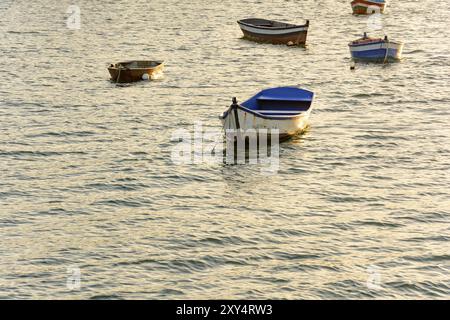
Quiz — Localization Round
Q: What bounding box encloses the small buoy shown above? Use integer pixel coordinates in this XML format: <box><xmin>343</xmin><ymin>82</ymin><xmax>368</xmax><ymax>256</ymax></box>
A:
<box><xmin>287</xmin><ymin>41</ymin><xmax>294</xmax><ymax>46</ymax></box>
<box><xmin>350</xmin><ymin>61</ymin><xmax>356</xmax><ymax>70</ymax></box>
<box><xmin>142</xmin><ymin>73</ymin><xmax>150</xmax><ymax>80</ymax></box>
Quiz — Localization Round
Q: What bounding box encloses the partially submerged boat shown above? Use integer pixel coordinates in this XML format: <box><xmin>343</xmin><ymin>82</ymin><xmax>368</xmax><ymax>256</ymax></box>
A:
<box><xmin>349</xmin><ymin>33</ymin><xmax>403</xmax><ymax>62</ymax></box>
<box><xmin>108</xmin><ymin>60</ymin><xmax>164</xmax><ymax>83</ymax></box>
<box><xmin>237</xmin><ymin>18</ymin><xmax>309</xmax><ymax>46</ymax></box>
<box><xmin>351</xmin><ymin>0</ymin><xmax>386</xmax><ymax>15</ymax></box>
<box><xmin>219</xmin><ymin>86</ymin><xmax>314</xmax><ymax>142</ymax></box>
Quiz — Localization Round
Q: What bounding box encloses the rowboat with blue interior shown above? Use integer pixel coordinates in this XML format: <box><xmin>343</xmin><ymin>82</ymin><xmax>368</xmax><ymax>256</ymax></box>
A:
<box><xmin>219</xmin><ymin>86</ymin><xmax>314</xmax><ymax>142</ymax></box>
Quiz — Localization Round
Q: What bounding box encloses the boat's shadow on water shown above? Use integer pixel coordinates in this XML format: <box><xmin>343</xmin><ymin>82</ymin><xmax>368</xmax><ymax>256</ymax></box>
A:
<box><xmin>346</xmin><ymin>58</ymin><xmax>406</xmax><ymax>71</ymax></box>
<box><xmin>216</xmin><ymin>127</ymin><xmax>310</xmax><ymax>167</ymax></box>
<box><xmin>347</xmin><ymin>55</ymin><xmax>406</xmax><ymax>65</ymax></box>
<box><xmin>354</xmin><ymin>58</ymin><xmax>405</xmax><ymax>65</ymax></box>
<box><xmin>239</xmin><ymin>37</ymin><xmax>308</xmax><ymax>49</ymax></box>
<box><xmin>106</xmin><ymin>79</ymin><xmax>164</xmax><ymax>88</ymax></box>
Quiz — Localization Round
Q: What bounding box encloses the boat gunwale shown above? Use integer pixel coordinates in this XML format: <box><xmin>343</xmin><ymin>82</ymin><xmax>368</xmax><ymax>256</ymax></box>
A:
<box><xmin>108</xmin><ymin>60</ymin><xmax>164</xmax><ymax>71</ymax></box>
<box><xmin>237</xmin><ymin>18</ymin><xmax>309</xmax><ymax>31</ymax></box>
<box><xmin>348</xmin><ymin>39</ymin><xmax>403</xmax><ymax>47</ymax></box>
<box><xmin>220</xmin><ymin>103</ymin><xmax>311</xmax><ymax>121</ymax></box>
<box><xmin>350</xmin><ymin>0</ymin><xmax>386</xmax><ymax>6</ymax></box>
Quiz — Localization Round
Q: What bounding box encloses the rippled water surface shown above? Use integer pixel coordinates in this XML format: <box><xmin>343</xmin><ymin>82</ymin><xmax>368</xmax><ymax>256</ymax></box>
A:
<box><xmin>0</xmin><ymin>0</ymin><xmax>449</xmax><ymax>299</ymax></box>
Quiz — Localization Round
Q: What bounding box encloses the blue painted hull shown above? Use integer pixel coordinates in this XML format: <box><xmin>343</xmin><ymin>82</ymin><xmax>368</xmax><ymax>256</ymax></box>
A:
<box><xmin>349</xmin><ymin>39</ymin><xmax>404</xmax><ymax>62</ymax></box>
<box><xmin>351</xmin><ymin>48</ymin><xmax>399</xmax><ymax>61</ymax></box>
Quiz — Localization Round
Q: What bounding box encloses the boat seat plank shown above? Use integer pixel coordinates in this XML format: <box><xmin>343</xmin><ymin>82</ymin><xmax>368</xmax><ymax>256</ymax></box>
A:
<box><xmin>257</xmin><ymin>96</ymin><xmax>312</xmax><ymax>102</ymax></box>
<box><xmin>256</xmin><ymin>98</ymin><xmax>312</xmax><ymax>112</ymax></box>
<box><xmin>257</xmin><ymin>110</ymin><xmax>304</xmax><ymax>117</ymax></box>
<box><xmin>258</xmin><ymin>110</ymin><xmax>303</xmax><ymax>114</ymax></box>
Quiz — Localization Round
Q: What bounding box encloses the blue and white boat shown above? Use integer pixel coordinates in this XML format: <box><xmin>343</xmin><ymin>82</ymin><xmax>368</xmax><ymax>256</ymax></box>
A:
<box><xmin>219</xmin><ymin>86</ymin><xmax>314</xmax><ymax>141</ymax></box>
<box><xmin>349</xmin><ymin>33</ymin><xmax>404</xmax><ymax>62</ymax></box>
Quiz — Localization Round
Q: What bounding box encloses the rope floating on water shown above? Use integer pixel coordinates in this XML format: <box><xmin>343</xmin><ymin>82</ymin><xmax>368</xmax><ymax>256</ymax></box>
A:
<box><xmin>116</xmin><ymin>65</ymin><xmax>122</xmax><ymax>84</ymax></box>
<box><xmin>383</xmin><ymin>35</ymin><xmax>389</xmax><ymax>64</ymax></box>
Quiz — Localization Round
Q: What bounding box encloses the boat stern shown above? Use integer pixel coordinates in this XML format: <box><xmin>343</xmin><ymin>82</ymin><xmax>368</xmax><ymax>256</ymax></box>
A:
<box><xmin>349</xmin><ymin>40</ymin><xmax>404</xmax><ymax>62</ymax></box>
<box><xmin>351</xmin><ymin>0</ymin><xmax>386</xmax><ymax>15</ymax></box>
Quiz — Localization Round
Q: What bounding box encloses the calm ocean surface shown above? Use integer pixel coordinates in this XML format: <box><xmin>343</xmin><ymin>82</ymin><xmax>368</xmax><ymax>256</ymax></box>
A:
<box><xmin>0</xmin><ymin>0</ymin><xmax>449</xmax><ymax>299</ymax></box>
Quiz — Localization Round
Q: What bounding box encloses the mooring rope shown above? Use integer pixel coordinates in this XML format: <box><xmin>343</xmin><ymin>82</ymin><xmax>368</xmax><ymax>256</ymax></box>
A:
<box><xmin>383</xmin><ymin>38</ymin><xmax>389</xmax><ymax>64</ymax></box>
<box><xmin>116</xmin><ymin>65</ymin><xmax>122</xmax><ymax>84</ymax></box>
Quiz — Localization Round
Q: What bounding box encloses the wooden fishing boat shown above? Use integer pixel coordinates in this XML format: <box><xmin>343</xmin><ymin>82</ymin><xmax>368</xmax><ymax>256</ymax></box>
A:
<box><xmin>349</xmin><ymin>33</ymin><xmax>404</xmax><ymax>62</ymax></box>
<box><xmin>108</xmin><ymin>60</ymin><xmax>164</xmax><ymax>83</ymax></box>
<box><xmin>351</xmin><ymin>0</ymin><xmax>386</xmax><ymax>15</ymax></box>
<box><xmin>219</xmin><ymin>87</ymin><xmax>314</xmax><ymax>142</ymax></box>
<box><xmin>237</xmin><ymin>18</ymin><xmax>309</xmax><ymax>46</ymax></box>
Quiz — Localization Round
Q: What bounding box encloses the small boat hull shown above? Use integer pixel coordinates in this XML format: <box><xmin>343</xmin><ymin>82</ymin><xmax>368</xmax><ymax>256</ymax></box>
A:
<box><xmin>108</xmin><ymin>60</ymin><xmax>164</xmax><ymax>83</ymax></box>
<box><xmin>349</xmin><ymin>40</ymin><xmax>403</xmax><ymax>62</ymax></box>
<box><xmin>351</xmin><ymin>0</ymin><xmax>386</xmax><ymax>15</ymax></box>
<box><xmin>238</xmin><ymin>18</ymin><xmax>309</xmax><ymax>46</ymax></box>
<box><xmin>219</xmin><ymin>87</ymin><xmax>314</xmax><ymax>142</ymax></box>
<box><xmin>220</xmin><ymin>107</ymin><xmax>311</xmax><ymax>142</ymax></box>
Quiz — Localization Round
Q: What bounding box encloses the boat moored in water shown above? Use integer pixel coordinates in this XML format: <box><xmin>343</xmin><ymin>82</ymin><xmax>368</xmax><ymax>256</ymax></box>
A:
<box><xmin>237</xmin><ymin>18</ymin><xmax>310</xmax><ymax>46</ymax></box>
<box><xmin>351</xmin><ymin>0</ymin><xmax>386</xmax><ymax>15</ymax></box>
<box><xmin>108</xmin><ymin>60</ymin><xmax>164</xmax><ymax>83</ymax></box>
<box><xmin>349</xmin><ymin>33</ymin><xmax>404</xmax><ymax>62</ymax></box>
<box><xmin>219</xmin><ymin>86</ymin><xmax>314</xmax><ymax>142</ymax></box>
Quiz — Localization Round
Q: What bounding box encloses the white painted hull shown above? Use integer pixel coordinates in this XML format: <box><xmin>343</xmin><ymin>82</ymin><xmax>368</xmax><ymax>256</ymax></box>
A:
<box><xmin>220</xmin><ymin>106</ymin><xmax>311</xmax><ymax>140</ymax></box>
<box><xmin>238</xmin><ymin>23</ymin><xmax>308</xmax><ymax>36</ymax></box>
